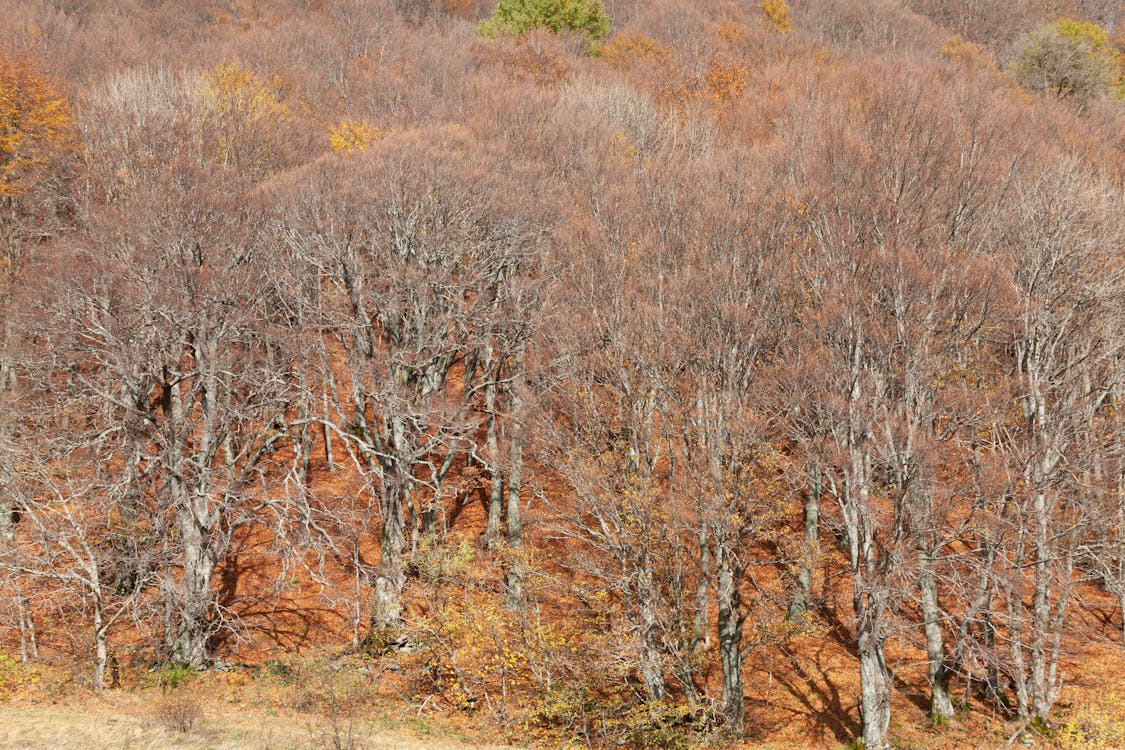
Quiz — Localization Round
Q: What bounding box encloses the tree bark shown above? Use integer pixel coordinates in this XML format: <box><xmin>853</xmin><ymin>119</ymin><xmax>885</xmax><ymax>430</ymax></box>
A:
<box><xmin>94</xmin><ymin>602</ymin><xmax>108</xmax><ymax>690</ymax></box>
<box><xmin>790</xmin><ymin>465</ymin><xmax>821</xmax><ymax>622</ymax></box>
<box><xmin>637</xmin><ymin>564</ymin><xmax>666</xmax><ymax>703</ymax></box>
<box><xmin>504</xmin><ymin>358</ymin><xmax>524</xmax><ymax>609</ymax></box>
<box><xmin>15</xmin><ymin>581</ymin><xmax>37</xmax><ymax>662</ymax></box>
<box><xmin>715</xmin><ymin>532</ymin><xmax>745</xmax><ymax>732</ymax></box>
<box><xmin>856</xmin><ymin>589</ymin><xmax>892</xmax><ymax>750</ymax></box>
<box><xmin>484</xmin><ymin>356</ymin><xmax>503</xmax><ymax>551</ymax></box>
<box><xmin>918</xmin><ymin>544</ymin><xmax>954</xmax><ymax>718</ymax></box>
<box><xmin>172</xmin><ymin>499</ymin><xmax>217</xmax><ymax>669</ymax></box>
<box><xmin>370</xmin><ymin>479</ymin><xmax>407</xmax><ymax>640</ymax></box>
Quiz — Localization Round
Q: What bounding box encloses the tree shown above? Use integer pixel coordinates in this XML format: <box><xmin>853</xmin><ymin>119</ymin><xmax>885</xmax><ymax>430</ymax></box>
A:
<box><xmin>278</xmin><ymin>141</ymin><xmax>543</xmax><ymax>645</ymax></box>
<box><xmin>0</xmin><ymin>56</ymin><xmax>81</xmax><ymax>651</ymax></box>
<box><xmin>531</xmin><ymin>178</ymin><xmax>690</xmax><ymax>705</ymax></box>
<box><xmin>778</xmin><ymin>63</ymin><xmax>1019</xmax><ymax>745</ymax></box>
<box><xmin>478</xmin><ymin>0</ymin><xmax>611</xmax><ymax>48</ymax></box>
<box><xmin>43</xmin><ymin>164</ymin><xmax>307</xmax><ymax>669</ymax></box>
<box><xmin>1011</xmin><ymin>18</ymin><xmax>1123</xmax><ymax>103</ymax></box>
<box><xmin>0</xmin><ymin>55</ymin><xmax>78</xmax><ymax>206</ymax></box>
<box><xmin>0</xmin><ymin>427</ymin><xmax>160</xmax><ymax>688</ymax></box>
<box><xmin>992</xmin><ymin>160</ymin><xmax>1124</xmax><ymax>722</ymax></box>
<box><xmin>0</xmin><ymin>53</ymin><xmax>79</xmax><ymax>497</ymax></box>
<box><xmin>672</xmin><ymin>169</ymin><xmax>794</xmax><ymax>732</ymax></box>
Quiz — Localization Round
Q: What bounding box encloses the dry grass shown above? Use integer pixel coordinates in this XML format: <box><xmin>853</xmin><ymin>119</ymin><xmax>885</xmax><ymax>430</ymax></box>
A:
<box><xmin>0</xmin><ymin>698</ymin><xmax>521</xmax><ymax>750</ymax></box>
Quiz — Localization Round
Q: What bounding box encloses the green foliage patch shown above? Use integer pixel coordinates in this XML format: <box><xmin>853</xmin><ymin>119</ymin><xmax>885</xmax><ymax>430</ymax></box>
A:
<box><xmin>478</xmin><ymin>0</ymin><xmax>611</xmax><ymax>49</ymax></box>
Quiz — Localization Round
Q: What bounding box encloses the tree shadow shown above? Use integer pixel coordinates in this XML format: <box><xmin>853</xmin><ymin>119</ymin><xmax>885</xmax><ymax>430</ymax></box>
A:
<box><xmin>211</xmin><ymin>529</ymin><xmax>342</xmax><ymax>656</ymax></box>
<box><xmin>759</xmin><ymin>642</ymin><xmax>861</xmax><ymax>744</ymax></box>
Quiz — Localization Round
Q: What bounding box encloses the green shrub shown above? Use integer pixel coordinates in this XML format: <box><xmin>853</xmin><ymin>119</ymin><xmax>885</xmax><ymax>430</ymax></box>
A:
<box><xmin>152</xmin><ymin>662</ymin><xmax>196</xmax><ymax>692</ymax></box>
<box><xmin>478</xmin><ymin>0</ymin><xmax>611</xmax><ymax>49</ymax></box>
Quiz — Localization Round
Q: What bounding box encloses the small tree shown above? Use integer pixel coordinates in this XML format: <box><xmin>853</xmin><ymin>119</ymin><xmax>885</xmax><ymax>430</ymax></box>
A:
<box><xmin>478</xmin><ymin>0</ymin><xmax>611</xmax><ymax>48</ymax></box>
<box><xmin>1011</xmin><ymin>18</ymin><xmax>1123</xmax><ymax>102</ymax></box>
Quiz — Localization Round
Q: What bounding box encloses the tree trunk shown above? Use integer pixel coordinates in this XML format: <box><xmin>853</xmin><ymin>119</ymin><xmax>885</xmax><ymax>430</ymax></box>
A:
<box><xmin>0</xmin><ymin>334</ymin><xmax>13</xmax><ymax>542</ymax></box>
<box><xmin>790</xmin><ymin>465</ymin><xmax>821</xmax><ymax>622</ymax></box>
<box><xmin>484</xmin><ymin>359</ymin><xmax>503</xmax><ymax>550</ymax></box>
<box><xmin>504</xmin><ymin>361</ymin><xmax>524</xmax><ymax>609</ymax></box>
<box><xmin>94</xmin><ymin>605</ymin><xmax>108</xmax><ymax>691</ymax></box>
<box><xmin>1118</xmin><ymin>591</ymin><xmax>1124</xmax><ymax>649</ymax></box>
<box><xmin>172</xmin><ymin>502</ymin><xmax>216</xmax><ymax>669</ymax></box>
<box><xmin>919</xmin><ymin>545</ymin><xmax>954</xmax><ymax>719</ymax></box>
<box><xmin>856</xmin><ymin>591</ymin><xmax>892</xmax><ymax>750</ymax></box>
<box><xmin>694</xmin><ymin>521</ymin><xmax>711</xmax><ymax>651</ymax></box>
<box><xmin>637</xmin><ymin>565</ymin><xmax>666</xmax><ymax>703</ymax></box>
<box><xmin>15</xmin><ymin>581</ymin><xmax>37</xmax><ymax>662</ymax></box>
<box><xmin>322</xmin><ymin>386</ymin><xmax>334</xmax><ymax>471</ymax></box>
<box><xmin>370</xmin><ymin>479</ymin><xmax>407</xmax><ymax>640</ymax></box>
<box><xmin>715</xmin><ymin>534</ymin><xmax>745</xmax><ymax>732</ymax></box>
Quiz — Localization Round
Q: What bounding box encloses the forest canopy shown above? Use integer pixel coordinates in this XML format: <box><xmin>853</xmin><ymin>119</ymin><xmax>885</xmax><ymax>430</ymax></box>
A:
<box><xmin>0</xmin><ymin>0</ymin><xmax>1122</xmax><ymax>749</ymax></box>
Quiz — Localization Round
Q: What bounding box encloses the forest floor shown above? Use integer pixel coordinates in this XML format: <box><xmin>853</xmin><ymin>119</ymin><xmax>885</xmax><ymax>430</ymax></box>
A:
<box><xmin>0</xmin><ymin>636</ymin><xmax>1122</xmax><ymax>750</ymax></box>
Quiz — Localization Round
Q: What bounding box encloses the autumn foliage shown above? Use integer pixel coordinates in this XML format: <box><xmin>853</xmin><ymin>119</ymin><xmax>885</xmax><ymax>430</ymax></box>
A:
<box><xmin>0</xmin><ymin>1</ymin><xmax>1123</xmax><ymax>749</ymax></box>
<box><xmin>0</xmin><ymin>56</ymin><xmax>78</xmax><ymax>199</ymax></box>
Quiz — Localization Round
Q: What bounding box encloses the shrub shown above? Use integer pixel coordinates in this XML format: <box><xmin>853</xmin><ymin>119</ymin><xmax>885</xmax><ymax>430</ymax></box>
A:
<box><xmin>760</xmin><ymin>0</ymin><xmax>793</xmax><ymax>34</ymax></box>
<box><xmin>152</xmin><ymin>662</ymin><xmax>196</xmax><ymax>692</ymax></box>
<box><xmin>1011</xmin><ymin>18</ymin><xmax>1123</xmax><ymax>102</ymax></box>
<box><xmin>0</xmin><ymin>56</ymin><xmax>80</xmax><ymax>199</ymax></box>
<box><xmin>328</xmin><ymin>120</ymin><xmax>379</xmax><ymax>154</ymax></box>
<box><xmin>155</xmin><ymin>691</ymin><xmax>203</xmax><ymax>733</ymax></box>
<box><xmin>291</xmin><ymin>651</ymin><xmax>374</xmax><ymax>750</ymax></box>
<box><xmin>478</xmin><ymin>0</ymin><xmax>611</xmax><ymax>49</ymax></box>
<box><xmin>1055</xmin><ymin>693</ymin><xmax>1125</xmax><ymax>750</ymax></box>
<box><xmin>0</xmin><ymin>653</ymin><xmax>73</xmax><ymax>702</ymax></box>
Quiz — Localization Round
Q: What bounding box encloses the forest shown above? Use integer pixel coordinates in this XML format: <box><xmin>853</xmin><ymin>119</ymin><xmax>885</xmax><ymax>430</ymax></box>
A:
<box><xmin>0</xmin><ymin>0</ymin><xmax>1123</xmax><ymax>748</ymax></box>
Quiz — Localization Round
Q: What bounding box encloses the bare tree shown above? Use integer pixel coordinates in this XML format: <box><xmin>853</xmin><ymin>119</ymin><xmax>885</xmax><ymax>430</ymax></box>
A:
<box><xmin>42</xmin><ymin>164</ymin><xmax>306</xmax><ymax>669</ymax></box>
<box><xmin>278</xmin><ymin>144</ymin><xmax>543</xmax><ymax>644</ymax></box>
<box><xmin>0</xmin><ymin>436</ymin><xmax>159</xmax><ymax>687</ymax></box>
<box><xmin>992</xmin><ymin>161</ymin><xmax>1124</xmax><ymax>722</ymax></box>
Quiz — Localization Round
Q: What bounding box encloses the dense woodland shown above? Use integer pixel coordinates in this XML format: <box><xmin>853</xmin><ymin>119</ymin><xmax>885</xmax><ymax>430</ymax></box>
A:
<box><xmin>1</xmin><ymin>0</ymin><xmax>1124</xmax><ymax>747</ymax></box>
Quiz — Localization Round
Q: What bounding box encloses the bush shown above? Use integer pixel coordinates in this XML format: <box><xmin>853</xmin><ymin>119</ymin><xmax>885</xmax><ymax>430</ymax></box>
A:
<box><xmin>155</xmin><ymin>691</ymin><xmax>203</xmax><ymax>733</ymax></box>
<box><xmin>1011</xmin><ymin>18</ymin><xmax>1123</xmax><ymax>103</ymax></box>
<box><xmin>0</xmin><ymin>653</ymin><xmax>73</xmax><ymax>701</ymax></box>
<box><xmin>478</xmin><ymin>0</ymin><xmax>611</xmax><ymax>49</ymax></box>
<box><xmin>291</xmin><ymin>651</ymin><xmax>374</xmax><ymax>750</ymax></box>
<box><xmin>151</xmin><ymin>662</ymin><xmax>197</xmax><ymax>692</ymax></box>
<box><xmin>1055</xmin><ymin>693</ymin><xmax>1125</xmax><ymax>749</ymax></box>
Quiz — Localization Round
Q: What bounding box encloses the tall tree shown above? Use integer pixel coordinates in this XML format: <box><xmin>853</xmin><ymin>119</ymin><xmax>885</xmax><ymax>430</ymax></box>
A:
<box><xmin>279</xmin><ymin>142</ymin><xmax>543</xmax><ymax>644</ymax></box>
<box><xmin>44</xmin><ymin>165</ymin><xmax>305</xmax><ymax>668</ymax></box>
<box><xmin>994</xmin><ymin>161</ymin><xmax>1124</xmax><ymax>721</ymax></box>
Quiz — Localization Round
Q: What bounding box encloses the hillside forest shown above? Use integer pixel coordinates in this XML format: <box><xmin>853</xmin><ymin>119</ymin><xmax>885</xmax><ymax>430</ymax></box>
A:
<box><xmin>1</xmin><ymin>0</ymin><xmax>1124</xmax><ymax>748</ymax></box>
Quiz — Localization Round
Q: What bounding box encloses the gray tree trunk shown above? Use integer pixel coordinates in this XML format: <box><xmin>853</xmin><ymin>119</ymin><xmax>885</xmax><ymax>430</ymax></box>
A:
<box><xmin>484</xmin><ymin>365</ymin><xmax>503</xmax><ymax>550</ymax></box>
<box><xmin>918</xmin><ymin>545</ymin><xmax>953</xmax><ymax>718</ymax></box>
<box><xmin>371</xmin><ymin>479</ymin><xmax>407</xmax><ymax>639</ymax></box>
<box><xmin>0</xmin><ymin>321</ymin><xmax>13</xmax><ymax>542</ymax></box>
<box><xmin>693</xmin><ymin>522</ymin><xmax>711</xmax><ymax>651</ymax></box>
<box><xmin>790</xmin><ymin>465</ymin><xmax>821</xmax><ymax>622</ymax></box>
<box><xmin>856</xmin><ymin>590</ymin><xmax>892</xmax><ymax>750</ymax></box>
<box><xmin>15</xmin><ymin>581</ymin><xmax>37</xmax><ymax>662</ymax></box>
<box><xmin>322</xmin><ymin>386</ymin><xmax>334</xmax><ymax>471</ymax></box>
<box><xmin>715</xmin><ymin>533</ymin><xmax>744</xmax><ymax>732</ymax></box>
<box><xmin>504</xmin><ymin>358</ymin><xmax>524</xmax><ymax>609</ymax></box>
<box><xmin>172</xmin><ymin>500</ymin><xmax>217</xmax><ymax>669</ymax></box>
<box><xmin>637</xmin><ymin>564</ymin><xmax>666</xmax><ymax>703</ymax></box>
<box><xmin>94</xmin><ymin>603</ymin><xmax>108</xmax><ymax>690</ymax></box>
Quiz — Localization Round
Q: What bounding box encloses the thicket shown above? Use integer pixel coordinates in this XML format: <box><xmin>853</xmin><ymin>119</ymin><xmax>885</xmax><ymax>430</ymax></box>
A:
<box><xmin>478</xmin><ymin>0</ymin><xmax>612</xmax><ymax>47</ymax></box>
<box><xmin>1012</xmin><ymin>17</ymin><xmax>1124</xmax><ymax>101</ymax></box>
<box><xmin>0</xmin><ymin>0</ymin><xmax>1123</xmax><ymax>749</ymax></box>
